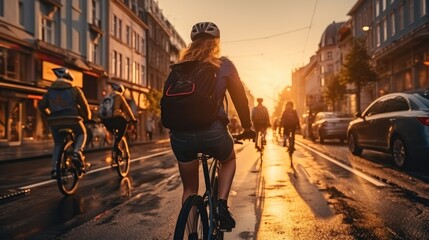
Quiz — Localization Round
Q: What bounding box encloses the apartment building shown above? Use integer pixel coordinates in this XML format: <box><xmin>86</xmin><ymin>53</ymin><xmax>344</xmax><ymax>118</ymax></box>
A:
<box><xmin>349</xmin><ymin>0</ymin><xmax>429</xmax><ymax>100</ymax></box>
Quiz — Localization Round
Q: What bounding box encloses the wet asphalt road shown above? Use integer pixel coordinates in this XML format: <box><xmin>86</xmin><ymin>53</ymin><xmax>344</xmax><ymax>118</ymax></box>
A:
<box><xmin>0</xmin><ymin>135</ymin><xmax>428</xmax><ymax>239</ymax></box>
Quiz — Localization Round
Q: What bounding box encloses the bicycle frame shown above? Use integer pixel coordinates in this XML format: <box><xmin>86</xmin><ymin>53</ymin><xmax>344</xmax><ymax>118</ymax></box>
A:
<box><xmin>200</xmin><ymin>154</ymin><xmax>219</xmax><ymax>239</ymax></box>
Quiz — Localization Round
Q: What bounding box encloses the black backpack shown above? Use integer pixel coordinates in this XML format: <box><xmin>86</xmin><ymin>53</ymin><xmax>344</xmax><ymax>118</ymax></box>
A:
<box><xmin>160</xmin><ymin>60</ymin><xmax>220</xmax><ymax>130</ymax></box>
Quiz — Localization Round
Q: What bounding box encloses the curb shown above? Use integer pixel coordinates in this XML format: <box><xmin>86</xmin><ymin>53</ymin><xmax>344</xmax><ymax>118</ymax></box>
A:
<box><xmin>0</xmin><ymin>139</ymin><xmax>169</xmax><ymax>164</ymax></box>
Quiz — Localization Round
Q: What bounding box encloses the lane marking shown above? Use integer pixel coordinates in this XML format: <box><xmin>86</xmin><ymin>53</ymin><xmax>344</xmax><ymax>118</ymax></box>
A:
<box><xmin>296</xmin><ymin>142</ymin><xmax>387</xmax><ymax>187</ymax></box>
<box><xmin>19</xmin><ymin>150</ymin><xmax>172</xmax><ymax>190</ymax></box>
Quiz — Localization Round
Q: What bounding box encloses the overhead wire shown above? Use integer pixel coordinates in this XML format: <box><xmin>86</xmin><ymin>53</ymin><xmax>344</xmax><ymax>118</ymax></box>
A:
<box><xmin>222</xmin><ymin>26</ymin><xmax>310</xmax><ymax>44</ymax></box>
<box><xmin>302</xmin><ymin>0</ymin><xmax>319</xmax><ymax>54</ymax></box>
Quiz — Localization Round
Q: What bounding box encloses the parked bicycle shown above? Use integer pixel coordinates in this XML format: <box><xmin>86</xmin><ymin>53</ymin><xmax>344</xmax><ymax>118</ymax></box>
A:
<box><xmin>47</xmin><ymin>116</ymin><xmax>90</xmax><ymax>196</ymax></box>
<box><xmin>173</xmin><ymin>135</ymin><xmax>244</xmax><ymax>240</ymax></box>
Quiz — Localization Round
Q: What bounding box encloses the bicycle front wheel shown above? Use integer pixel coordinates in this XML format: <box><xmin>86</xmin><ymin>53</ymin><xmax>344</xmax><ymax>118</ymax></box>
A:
<box><xmin>56</xmin><ymin>141</ymin><xmax>79</xmax><ymax>196</ymax></box>
<box><xmin>115</xmin><ymin>139</ymin><xmax>130</xmax><ymax>178</ymax></box>
<box><xmin>174</xmin><ymin>195</ymin><xmax>209</xmax><ymax>240</ymax></box>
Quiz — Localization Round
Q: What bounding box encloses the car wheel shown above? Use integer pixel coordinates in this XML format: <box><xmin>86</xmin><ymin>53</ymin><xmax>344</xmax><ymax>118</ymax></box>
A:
<box><xmin>319</xmin><ymin>130</ymin><xmax>324</xmax><ymax>144</ymax></box>
<box><xmin>392</xmin><ymin>137</ymin><xmax>409</xmax><ymax>169</ymax></box>
<box><xmin>348</xmin><ymin>133</ymin><xmax>362</xmax><ymax>156</ymax></box>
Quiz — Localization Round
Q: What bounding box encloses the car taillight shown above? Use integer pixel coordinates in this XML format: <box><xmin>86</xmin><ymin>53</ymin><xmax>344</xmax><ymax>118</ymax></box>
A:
<box><xmin>417</xmin><ymin>117</ymin><xmax>429</xmax><ymax>126</ymax></box>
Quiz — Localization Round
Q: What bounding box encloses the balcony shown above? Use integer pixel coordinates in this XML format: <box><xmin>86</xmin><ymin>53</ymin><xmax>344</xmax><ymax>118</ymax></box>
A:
<box><xmin>40</xmin><ymin>0</ymin><xmax>62</xmax><ymax>7</ymax></box>
<box><xmin>89</xmin><ymin>18</ymin><xmax>103</xmax><ymax>35</ymax></box>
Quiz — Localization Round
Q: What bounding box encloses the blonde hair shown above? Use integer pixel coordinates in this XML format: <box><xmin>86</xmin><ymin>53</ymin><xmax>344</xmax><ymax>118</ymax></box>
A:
<box><xmin>179</xmin><ymin>38</ymin><xmax>221</xmax><ymax>67</ymax></box>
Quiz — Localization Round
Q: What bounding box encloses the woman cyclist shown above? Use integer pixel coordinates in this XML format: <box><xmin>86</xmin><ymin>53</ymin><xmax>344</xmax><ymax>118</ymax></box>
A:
<box><xmin>167</xmin><ymin>22</ymin><xmax>255</xmax><ymax>231</ymax></box>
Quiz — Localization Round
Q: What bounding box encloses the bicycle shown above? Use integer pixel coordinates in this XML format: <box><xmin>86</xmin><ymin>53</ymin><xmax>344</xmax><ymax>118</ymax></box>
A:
<box><xmin>110</xmin><ymin>121</ymin><xmax>136</xmax><ymax>178</ymax></box>
<box><xmin>284</xmin><ymin>130</ymin><xmax>295</xmax><ymax>167</ymax></box>
<box><xmin>47</xmin><ymin>116</ymin><xmax>89</xmax><ymax>196</ymax></box>
<box><xmin>255</xmin><ymin>130</ymin><xmax>265</xmax><ymax>159</ymax></box>
<box><xmin>173</xmin><ymin>136</ymin><xmax>244</xmax><ymax>240</ymax></box>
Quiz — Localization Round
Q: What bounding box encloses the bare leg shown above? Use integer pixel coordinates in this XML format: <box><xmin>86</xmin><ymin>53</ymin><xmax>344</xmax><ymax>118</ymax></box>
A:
<box><xmin>217</xmin><ymin>150</ymin><xmax>236</xmax><ymax>200</ymax></box>
<box><xmin>178</xmin><ymin>160</ymin><xmax>200</xmax><ymax>203</ymax></box>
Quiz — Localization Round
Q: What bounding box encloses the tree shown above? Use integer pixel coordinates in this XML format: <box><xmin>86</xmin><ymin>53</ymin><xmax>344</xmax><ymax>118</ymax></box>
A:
<box><xmin>339</xmin><ymin>38</ymin><xmax>377</xmax><ymax>112</ymax></box>
<box><xmin>272</xmin><ymin>86</ymin><xmax>292</xmax><ymax>121</ymax></box>
<box><xmin>147</xmin><ymin>88</ymin><xmax>162</xmax><ymax>116</ymax></box>
<box><xmin>323</xmin><ymin>74</ymin><xmax>346</xmax><ymax>111</ymax></box>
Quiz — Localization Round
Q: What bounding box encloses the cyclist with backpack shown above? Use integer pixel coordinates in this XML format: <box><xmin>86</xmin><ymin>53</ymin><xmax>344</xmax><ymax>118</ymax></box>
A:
<box><xmin>161</xmin><ymin>21</ymin><xmax>255</xmax><ymax>232</ymax></box>
<box><xmin>38</xmin><ymin>68</ymin><xmax>91</xmax><ymax>178</ymax></box>
<box><xmin>281</xmin><ymin>101</ymin><xmax>300</xmax><ymax>150</ymax></box>
<box><xmin>99</xmin><ymin>82</ymin><xmax>137</xmax><ymax>166</ymax></box>
<box><xmin>251</xmin><ymin>98</ymin><xmax>271</xmax><ymax>146</ymax></box>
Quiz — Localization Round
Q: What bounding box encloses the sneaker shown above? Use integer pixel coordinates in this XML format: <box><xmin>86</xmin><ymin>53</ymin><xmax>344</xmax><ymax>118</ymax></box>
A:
<box><xmin>73</xmin><ymin>151</ymin><xmax>86</xmax><ymax>172</ymax></box>
<box><xmin>50</xmin><ymin>170</ymin><xmax>57</xmax><ymax>179</ymax></box>
<box><xmin>216</xmin><ymin>199</ymin><xmax>235</xmax><ymax>231</ymax></box>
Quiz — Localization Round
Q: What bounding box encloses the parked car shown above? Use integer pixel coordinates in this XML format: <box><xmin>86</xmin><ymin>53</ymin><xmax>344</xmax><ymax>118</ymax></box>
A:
<box><xmin>347</xmin><ymin>90</ymin><xmax>429</xmax><ymax>168</ymax></box>
<box><xmin>311</xmin><ymin>112</ymin><xmax>353</xmax><ymax>143</ymax></box>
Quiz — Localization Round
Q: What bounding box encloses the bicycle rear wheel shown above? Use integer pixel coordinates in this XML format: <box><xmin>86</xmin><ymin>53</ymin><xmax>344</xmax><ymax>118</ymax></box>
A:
<box><xmin>56</xmin><ymin>141</ymin><xmax>79</xmax><ymax>196</ymax></box>
<box><xmin>115</xmin><ymin>139</ymin><xmax>130</xmax><ymax>178</ymax></box>
<box><xmin>174</xmin><ymin>195</ymin><xmax>209</xmax><ymax>240</ymax></box>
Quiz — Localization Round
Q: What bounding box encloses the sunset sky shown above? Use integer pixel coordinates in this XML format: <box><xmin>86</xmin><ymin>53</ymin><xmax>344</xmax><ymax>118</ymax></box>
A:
<box><xmin>158</xmin><ymin>0</ymin><xmax>358</xmax><ymax>113</ymax></box>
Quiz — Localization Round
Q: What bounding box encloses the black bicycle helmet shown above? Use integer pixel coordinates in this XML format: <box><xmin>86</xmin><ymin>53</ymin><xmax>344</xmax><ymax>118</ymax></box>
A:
<box><xmin>190</xmin><ymin>22</ymin><xmax>220</xmax><ymax>41</ymax></box>
<box><xmin>52</xmin><ymin>67</ymin><xmax>74</xmax><ymax>81</ymax></box>
<box><xmin>111</xmin><ymin>82</ymin><xmax>125</xmax><ymax>94</ymax></box>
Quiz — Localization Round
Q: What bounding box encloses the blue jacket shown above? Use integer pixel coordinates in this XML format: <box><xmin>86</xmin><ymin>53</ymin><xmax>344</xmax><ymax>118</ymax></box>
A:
<box><xmin>215</xmin><ymin>57</ymin><xmax>252</xmax><ymax>129</ymax></box>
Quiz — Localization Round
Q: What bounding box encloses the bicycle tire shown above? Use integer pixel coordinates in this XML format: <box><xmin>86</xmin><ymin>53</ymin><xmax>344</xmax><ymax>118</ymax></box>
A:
<box><xmin>115</xmin><ymin>139</ymin><xmax>130</xmax><ymax>178</ymax></box>
<box><xmin>174</xmin><ymin>195</ymin><xmax>209</xmax><ymax>240</ymax></box>
<box><xmin>56</xmin><ymin>141</ymin><xmax>79</xmax><ymax>196</ymax></box>
<box><xmin>211</xmin><ymin>176</ymin><xmax>224</xmax><ymax>240</ymax></box>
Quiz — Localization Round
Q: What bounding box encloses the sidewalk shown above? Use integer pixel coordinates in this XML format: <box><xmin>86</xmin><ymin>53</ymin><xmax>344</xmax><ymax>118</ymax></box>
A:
<box><xmin>0</xmin><ymin>133</ymin><xmax>169</xmax><ymax>163</ymax></box>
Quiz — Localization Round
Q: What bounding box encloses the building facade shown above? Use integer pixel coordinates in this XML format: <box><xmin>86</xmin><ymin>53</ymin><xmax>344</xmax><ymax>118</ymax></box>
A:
<box><xmin>0</xmin><ymin>0</ymin><xmax>185</xmax><ymax>146</ymax></box>
<box><xmin>0</xmin><ymin>0</ymin><xmax>110</xmax><ymax>146</ymax></box>
<box><xmin>348</xmin><ymin>0</ymin><xmax>429</xmax><ymax>109</ymax></box>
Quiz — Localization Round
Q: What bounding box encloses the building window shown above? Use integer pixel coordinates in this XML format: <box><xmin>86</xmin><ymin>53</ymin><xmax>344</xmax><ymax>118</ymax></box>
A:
<box><xmin>141</xmin><ymin>65</ymin><xmax>146</xmax><ymax>86</ymax></box>
<box><xmin>118</xmin><ymin>19</ymin><xmax>122</xmax><ymax>41</ymax></box>
<box><xmin>91</xmin><ymin>0</ymin><xmax>100</xmax><ymax>27</ymax></box>
<box><xmin>112</xmin><ymin>51</ymin><xmax>117</xmax><ymax>76</ymax></box>
<box><xmin>118</xmin><ymin>53</ymin><xmax>122</xmax><ymax>78</ymax></box>
<box><xmin>409</xmin><ymin>0</ymin><xmax>415</xmax><ymax>24</ymax></box>
<box><xmin>0</xmin><ymin>47</ymin><xmax>20</xmax><ymax>80</ymax></box>
<box><xmin>376</xmin><ymin>0</ymin><xmax>380</xmax><ymax>16</ymax></box>
<box><xmin>376</xmin><ymin>24</ymin><xmax>381</xmax><ymax>47</ymax></box>
<box><xmin>125</xmin><ymin>57</ymin><xmax>130</xmax><ymax>80</ymax></box>
<box><xmin>126</xmin><ymin>25</ymin><xmax>130</xmax><ymax>46</ymax></box>
<box><xmin>141</xmin><ymin>38</ymin><xmax>145</xmax><ymax>55</ymax></box>
<box><xmin>0</xmin><ymin>0</ymin><xmax>3</xmax><ymax>17</ymax></box>
<box><xmin>421</xmin><ymin>0</ymin><xmax>427</xmax><ymax>17</ymax></box>
<box><xmin>19</xmin><ymin>0</ymin><xmax>24</xmax><ymax>25</ymax></box>
<box><xmin>382</xmin><ymin>18</ymin><xmax>387</xmax><ymax>42</ymax></box>
<box><xmin>90</xmin><ymin>42</ymin><xmax>98</xmax><ymax>64</ymax></box>
<box><xmin>399</xmin><ymin>4</ymin><xmax>404</xmax><ymax>30</ymax></box>
<box><xmin>41</xmin><ymin>16</ymin><xmax>55</xmax><ymax>44</ymax></box>
<box><xmin>327</xmin><ymin>51</ymin><xmax>332</xmax><ymax>60</ymax></box>
<box><xmin>390</xmin><ymin>12</ymin><xmax>395</xmax><ymax>36</ymax></box>
<box><xmin>112</xmin><ymin>15</ymin><xmax>117</xmax><ymax>37</ymax></box>
<box><xmin>132</xmin><ymin>31</ymin><xmax>136</xmax><ymax>49</ymax></box>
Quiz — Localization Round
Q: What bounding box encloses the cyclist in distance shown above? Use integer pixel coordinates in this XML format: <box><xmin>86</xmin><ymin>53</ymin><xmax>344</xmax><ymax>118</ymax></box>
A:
<box><xmin>281</xmin><ymin>101</ymin><xmax>300</xmax><ymax>150</ymax></box>
<box><xmin>100</xmin><ymin>82</ymin><xmax>137</xmax><ymax>166</ymax></box>
<box><xmin>38</xmin><ymin>68</ymin><xmax>91</xmax><ymax>179</ymax></box>
<box><xmin>166</xmin><ymin>22</ymin><xmax>255</xmax><ymax>231</ymax></box>
<box><xmin>251</xmin><ymin>98</ymin><xmax>271</xmax><ymax>145</ymax></box>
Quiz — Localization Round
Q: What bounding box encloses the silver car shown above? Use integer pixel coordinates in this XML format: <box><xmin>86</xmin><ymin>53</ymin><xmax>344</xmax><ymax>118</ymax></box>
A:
<box><xmin>311</xmin><ymin>112</ymin><xmax>353</xmax><ymax>143</ymax></box>
<box><xmin>347</xmin><ymin>90</ymin><xmax>429</xmax><ymax>169</ymax></box>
